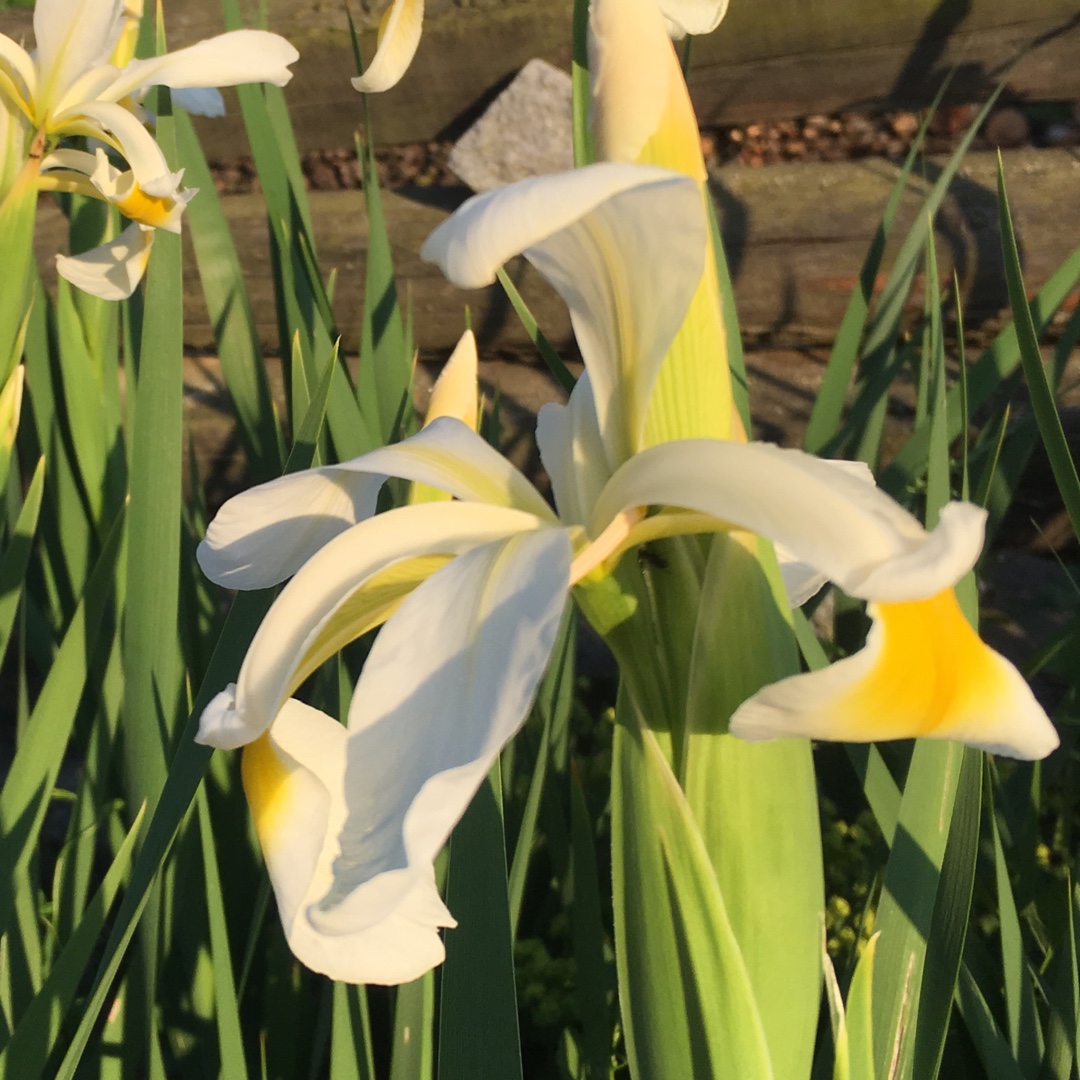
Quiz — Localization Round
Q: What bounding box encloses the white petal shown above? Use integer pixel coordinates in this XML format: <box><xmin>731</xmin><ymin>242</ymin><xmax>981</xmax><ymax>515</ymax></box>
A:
<box><xmin>100</xmin><ymin>30</ymin><xmax>299</xmax><ymax>103</ymax></box>
<box><xmin>355</xmin><ymin>418</ymin><xmax>557</xmax><ymax>521</ymax></box>
<box><xmin>198</xmin><ymin>418</ymin><xmax>557</xmax><ymax>590</ymax></box>
<box><xmin>536</xmin><ymin>372</ymin><xmax>611</xmax><ymax>527</ymax></box>
<box><xmin>310</xmin><ymin>528</ymin><xmax>572</xmax><ymax>933</ymax></box>
<box><xmin>55</xmin><ymin>221</ymin><xmax>153</xmax><ymax>300</ymax></box>
<box><xmin>35</xmin><ymin>0</ymin><xmax>124</xmax><ymax>108</ymax></box>
<box><xmin>657</xmin><ymin>0</ymin><xmax>730</xmax><ymax>39</ymax></box>
<box><xmin>351</xmin><ymin>0</ymin><xmax>424</xmax><ymax>94</ymax></box>
<box><xmin>422</xmin><ymin>163</ymin><xmax>705</xmax><ymax>466</ymax></box>
<box><xmin>0</xmin><ymin>35</ymin><xmax>38</xmax><ymax>109</ymax></box>
<box><xmin>774</xmin><ymin>459</ymin><xmax>874</xmax><ymax>607</ymax></box>
<box><xmin>198</xmin><ymin>467</ymin><xmax>384</xmax><ymax>589</ymax></box>
<box><xmin>58</xmin><ymin>99</ymin><xmax>172</xmax><ymax>190</ymax></box>
<box><xmin>730</xmin><ymin>589</ymin><xmax>1059</xmax><ymax>760</ymax></box>
<box><xmin>196</xmin><ymin>501</ymin><xmax>552</xmax><ymax>749</ymax></box>
<box><xmin>593</xmin><ymin>440</ymin><xmax>985</xmax><ymax>602</ymax></box>
<box><xmin>243</xmin><ymin>699</ymin><xmax>455</xmax><ymax>985</ymax></box>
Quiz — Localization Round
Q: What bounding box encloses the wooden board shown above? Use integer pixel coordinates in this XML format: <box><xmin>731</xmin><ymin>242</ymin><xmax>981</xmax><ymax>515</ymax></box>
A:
<box><xmin>2</xmin><ymin>1</ymin><xmax>1078</xmax><ymax>154</ymax></box>
<box><xmin>31</xmin><ymin>149</ymin><xmax>1080</xmax><ymax>352</ymax></box>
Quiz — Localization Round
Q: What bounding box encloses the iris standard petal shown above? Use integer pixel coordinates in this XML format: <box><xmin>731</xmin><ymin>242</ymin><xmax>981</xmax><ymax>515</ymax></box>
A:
<box><xmin>422</xmin><ymin>164</ymin><xmax>705</xmax><ymax>467</ymax></box>
<box><xmin>536</xmin><ymin>372</ymin><xmax>611</xmax><ymax>528</ymax></box>
<box><xmin>729</xmin><ymin>588</ymin><xmax>1060</xmax><ymax>760</ymax></box>
<box><xmin>35</xmin><ymin>0</ymin><xmax>124</xmax><ymax>109</ymax></box>
<box><xmin>55</xmin><ymin>221</ymin><xmax>153</xmax><ymax>301</ymax></box>
<box><xmin>196</xmin><ymin>501</ymin><xmax>553</xmax><ymax>750</ymax></box>
<box><xmin>308</xmin><ymin>528</ymin><xmax>572</xmax><ymax>934</ymax></box>
<box><xmin>100</xmin><ymin>30</ymin><xmax>299</xmax><ymax>103</ymax></box>
<box><xmin>593</xmin><ymin>439</ymin><xmax>985</xmax><ymax>603</ymax></box>
<box><xmin>351</xmin><ymin>0</ymin><xmax>424</xmax><ymax>94</ymax></box>
<box><xmin>657</xmin><ymin>0</ymin><xmax>731</xmax><ymax>39</ymax></box>
<box><xmin>589</xmin><ymin>0</ymin><xmax>705</xmax><ymax>179</ymax></box>
<box><xmin>243</xmin><ymin>699</ymin><xmax>455</xmax><ymax>984</ymax></box>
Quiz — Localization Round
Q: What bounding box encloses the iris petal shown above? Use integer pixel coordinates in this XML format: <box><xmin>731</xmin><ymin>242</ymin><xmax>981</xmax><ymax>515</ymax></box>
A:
<box><xmin>351</xmin><ymin>0</ymin><xmax>424</xmax><ymax>94</ymax></box>
<box><xmin>311</xmin><ymin>528</ymin><xmax>572</xmax><ymax>934</ymax></box>
<box><xmin>730</xmin><ymin>589</ymin><xmax>1059</xmax><ymax>760</ymax></box>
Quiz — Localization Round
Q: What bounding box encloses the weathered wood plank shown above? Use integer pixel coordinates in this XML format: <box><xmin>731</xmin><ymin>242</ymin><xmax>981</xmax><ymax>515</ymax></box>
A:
<box><xmin>33</xmin><ymin>148</ymin><xmax>1080</xmax><ymax>351</ymax></box>
<box><xmin>2</xmin><ymin>1</ymin><xmax>1078</xmax><ymax>153</ymax></box>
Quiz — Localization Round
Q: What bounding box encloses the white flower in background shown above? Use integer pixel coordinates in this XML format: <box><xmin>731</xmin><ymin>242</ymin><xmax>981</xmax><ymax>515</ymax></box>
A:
<box><xmin>195</xmin><ymin>164</ymin><xmax>1057</xmax><ymax>986</ymax></box>
<box><xmin>0</xmin><ymin>0</ymin><xmax>298</xmax><ymax>298</ymax></box>
<box><xmin>348</xmin><ymin>0</ymin><xmax>726</xmax><ymax>99</ymax></box>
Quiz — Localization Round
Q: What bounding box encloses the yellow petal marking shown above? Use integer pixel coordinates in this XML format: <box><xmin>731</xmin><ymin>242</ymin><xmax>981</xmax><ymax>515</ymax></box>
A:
<box><xmin>112</xmin><ymin>182</ymin><xmax>175</xmax><ymax>228</ymax></box>
<box><xmin>838</xmin><ymin>588</ymin><xmax>1010</xmax><ymax>741</ymax></box>
<box><xmin>287</xmin><ymin>553</ymin><xmax>454</xmax><ymax>700</ymax></box>
<box><xmin>242</xmin><ymin>732</ymin><xmax>294</xmax><ymax>851</ymax></box>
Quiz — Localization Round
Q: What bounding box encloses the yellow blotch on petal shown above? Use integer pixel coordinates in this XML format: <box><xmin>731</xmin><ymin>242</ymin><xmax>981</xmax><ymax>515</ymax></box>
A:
<box><xmin>839</xmin><ymin>589</ymin><xmax>1008</xmax><ymax>740</ymax></box>
<box><xmin>242</xmin><ymin>733</ymin><xmax>295</xmax><ymax>850</ymax></box>
<box><xmin>731</xmin><ymin>587</ymin><xmax>1059</xmax><ymax>759</ymax></box>
<box><xmin>114</xmin><ymin>183</ymin><xmax>177</xmax><ymax>228</ymax></box>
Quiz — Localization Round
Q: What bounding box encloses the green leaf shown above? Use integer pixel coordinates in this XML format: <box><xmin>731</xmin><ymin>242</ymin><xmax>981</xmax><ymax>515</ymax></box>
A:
<box><xmin>0</xmin><ymin>457</ymin><xmax>43</xmax><ymax>665</ymax></box>
<box><xmin>0</xmin><ymin>506</ymin><xmax>126</xmax><ymax>948</ymax></box>
<box><xmin>828</xmin><ymin>89</ymin><xmax>1004</xmax><ymax>464</ymax></box>
<box><xmin>682</xmin><ymin>535</ymin><xmax>822</xmax><ymax>1080</ymax></box>
<box><xmin>496</xmin><ymin>268</ymin><xmax>577</xmax><ymax>395</ymax></box>
<box><xmin>0</xmin><ymin>804</ymin><xmax>144</xmax><ymax>1080</ymax></box>
<box><xmin>0</xmin><ymin>163</ymin><xmax>37</xmax><ymax>385</ymax></box>
<box><xmin>508</xmin><ymin>608</ymin><xmax>575</xmax><ymax>937</ymax></box>
<box><xmin>174</xmin><ymin>108</ymin><xmax>284</xmax><ymax>482</ymax></box>
<box><xmin>438</xmin><ymin>766</ymin><xmax>523</xmax><ymax>1080</ymax></box>
<box><xmin>568</xmin><ymin>765</ymin><xmax>615</xmax><ymax>1078</ymax></box>
<box><xmin>802</xmin><ymin>77</ymin><xmax>953</xmax><ymax>454</ymax></box>
<box><xmin>51</xmin><ymin>366</ymin><xmax>337</xmax><ymax>1075</ymax></box>
<box><xmin>911</xmin><ymin>747</ymin><xmax>982</xmax><ymax>1080</ymax></box>
<box><xmin>845</xmin><ymin>934</ymin><xmax>879</xmax><ymax>1080</ymax></box>
<box><xmin>882</xmin><ymin>241</ymin><xmax>1080</xmax><ymax>497</ymax></box>
<box><xmin>571</xmin><ymin>0</ymin><xmax>595</xmax><ymax>167</ymax></box>
<box><xmin>871</xmin><ymin>740</ymin><xmax>964</xmax><ymax>1080</ymax></box>
<box><xmin>331</xmin><ymin>983</ymin><xmax>377</xmax><ymax>1080</ymax></box>
<box><xmin>196</xmin><ymin>786</ymin><xmax>249</xmax><ymax>1080</ymax></box>
<box><xmin>996</xmin><ymin>159</ymin><xmax>1080</xmax><ymax>541</ymax></box>
<box><xmin>355</xmin><ymin>128</ymin><xmax>411</xmax><ymax>445</ymax></box>
<box><xmin>389</xmin><ymin>975</ymin><xmax>434</xmax><ymax>1080</ymax></box>
<box><xmin>612</xmin><ymin>703</ymin><xmax>774</xmax><ymax>1080</ymax></box>
<box><xmin>121</xmin><ymin>86</ymin><xmax>185</xmax><ymax>812</ymax></box>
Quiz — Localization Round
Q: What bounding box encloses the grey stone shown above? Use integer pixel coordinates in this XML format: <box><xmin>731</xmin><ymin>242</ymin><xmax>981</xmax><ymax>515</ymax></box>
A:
<box><xmin>449</xmin><ymin>58</ymin><xmax>574</xmax><ymax>191</ymax></box>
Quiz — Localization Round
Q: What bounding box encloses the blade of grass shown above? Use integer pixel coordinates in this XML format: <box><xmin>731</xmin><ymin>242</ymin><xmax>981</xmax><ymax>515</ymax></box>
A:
<box><xmin>997</xmin><ymin>160</ymin><xmax>1080</xmax><ymax>539</ymax></box>
<box><xmin>911</xmin><ymin>747</ymin><xmax>982</xmax><ymax>1080</ymax></box>
<box><xmin>802</xmin><ymin>86</ymin><xmax>951</xmax><ymax>453</ymax></box>
<box><xmin>174</xmin><ymin>107</ymin><xmax>284</xmax><ymax>482</ymax></box>
<box><xmin>0</xmin><ymin>506</ymin><xmax>125</xmax><ymax>947</ymax></box>
<box><xmin>0</xmin><ymin>457</ymin><xmax>43</xmax><ymax>664</ymax></box>
<box><xmin>0</xmin><ymin>803</ymin><xmax>144</xmax><ymax>1080</ymax></box>
<box><xmin>881</xmin><ymin>241</ymin><xmax>1080</xmax><ymax>497</ymax></box>
<box><xmin>571</xmin><ymin>0</ymin><xmax>594</xmax><ymax>167</ymax></box>
<box><xmin>52</xmin><ymin>331</ymin><xmax>339</xmax><ymax>1077</ymax></box>
<box><xmin>438</xmin><ymin>764</ymin><xmax>523</xmax><ymax>1080</ymax></box>
<box><xmin>496</xmin><ymin>268</ymin><xmax>577</xmax><ymax>395</ymax></box>
<box><xmin>195</xmin><ymin>785</ymin><xmax>249</xmax><ymax>1080</ymax></box>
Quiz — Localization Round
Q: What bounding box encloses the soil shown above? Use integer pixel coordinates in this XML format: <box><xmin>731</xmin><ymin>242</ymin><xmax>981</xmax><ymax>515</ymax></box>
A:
<box><xmin>206</xmin><ymin>102</ymin><xmax>1080</xmax><ymax>195</ymax></box>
